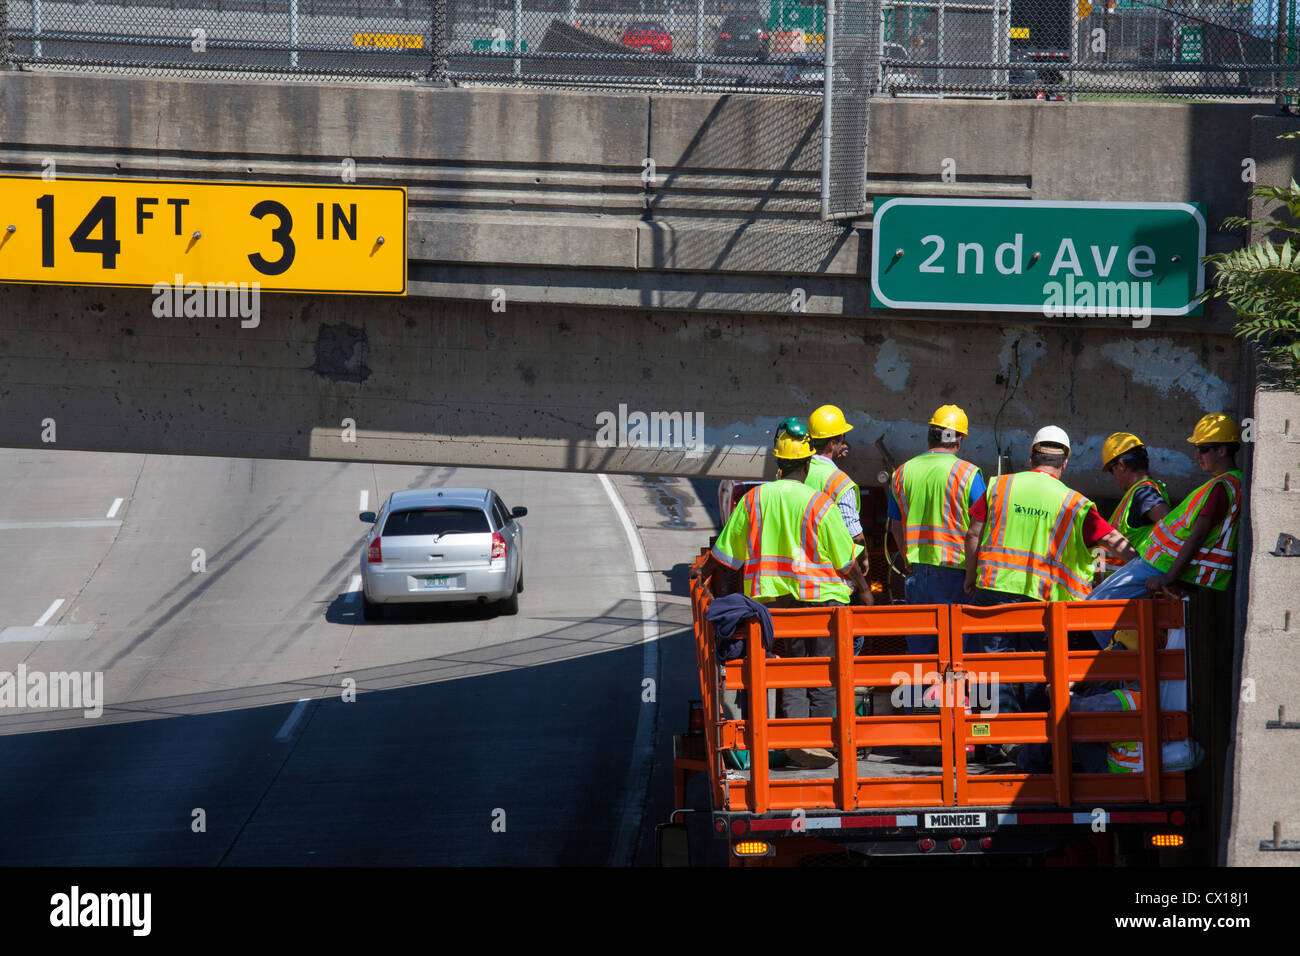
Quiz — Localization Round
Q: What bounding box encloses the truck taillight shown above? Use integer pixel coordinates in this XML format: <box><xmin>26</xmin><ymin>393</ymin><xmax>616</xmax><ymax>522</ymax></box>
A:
<box><xmin>367</xmin><ymin>538</ymin><xmax>382</xmax><ymax>563</ymax></box>
<box><xmin>918</xmin><ymin>837</ymin><xmax>935</xmax><ymax>852</ymax></box>
<box><xmin>732</xmin><ymin>840</ymin><xmax>773</xmax><ymax>857</ymax></box>
<box><xmin>491</xmin><ymin>532</ymin><xmax>507</xmax><ymax>560</ymax></box>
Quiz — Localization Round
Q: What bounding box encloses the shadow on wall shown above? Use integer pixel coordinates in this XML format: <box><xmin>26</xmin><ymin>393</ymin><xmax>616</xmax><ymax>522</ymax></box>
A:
<box><xmin>642</xmin><ymin>93</ymin><xmax>856</xmax><ymax>313</ymax></box>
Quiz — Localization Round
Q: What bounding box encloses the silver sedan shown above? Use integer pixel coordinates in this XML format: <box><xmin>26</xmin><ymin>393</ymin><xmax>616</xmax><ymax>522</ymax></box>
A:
<box><xmin>359</xmin><ymin>487</ymin><xmax>526</xmax><ymax>619</ymax></box>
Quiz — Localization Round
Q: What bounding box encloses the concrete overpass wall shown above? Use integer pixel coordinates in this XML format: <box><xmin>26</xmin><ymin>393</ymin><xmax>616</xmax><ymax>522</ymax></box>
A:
<box><xmin>0</xmin><ymin>72</ymin><xmax>1268</xmax><ymax>499</ymax></box>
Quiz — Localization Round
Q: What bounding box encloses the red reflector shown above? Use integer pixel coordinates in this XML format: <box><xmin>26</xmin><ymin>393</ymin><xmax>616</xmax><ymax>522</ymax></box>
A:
<box><xmin>1171</xmin><ymin>810</ymin><xmax>1185</xmax><ymax>826</ymax></box>
<box><xmin>948</xmin><ymin>837</ymin><xmax>965</xmax><ymax>852</ymax></box>
<box><xmin>491</xmin><ymin>532</ymin><xmax>506</xmax><ymax>560</ymax></box>
<box><xmin>367</xmin><ymin>538</ymin><xmax>382</xmax><ymax>563</ymax></box>
<box><xmin>715</xmin><ymin>818</ymin><xmax>727</xmax><ymax>833</ymax></box>
<box><xmin>918</xmin><ymin>838</ymin><xmax>935</xmax><ymax>852</ymax></box>
<box><xmin>731</xmin><ymin>819</ymin><xmax>747</xmax><ymax>835</ymax></box>
<box><xmin>980</xmin><ymin>837</ymin><xmax>993</xmax><ymax>850</ymax></box>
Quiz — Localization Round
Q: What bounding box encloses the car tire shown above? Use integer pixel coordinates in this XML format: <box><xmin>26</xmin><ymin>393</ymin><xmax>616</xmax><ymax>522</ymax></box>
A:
<box><xmin>498</xmin><ymin>578</ymin><xmax>520</xmax><ymax>615</ymax></box>
<box><xmin>362</xmin><ymin>594</ymin><xmax>384</xmax><ymax>621</ymax></box>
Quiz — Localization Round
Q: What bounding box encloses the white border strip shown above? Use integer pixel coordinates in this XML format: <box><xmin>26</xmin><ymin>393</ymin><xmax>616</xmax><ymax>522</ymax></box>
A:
<box><xmin>598</xmin><ymin>473</ymin><xmax>661</xmax><ymax>867</ymax></box>
<box><xmin>34</xmin><ymin>598</ymin><xmax>64</xmax><ymax>627</ymax></box>
<box><xmin>274</xmin><ymin>698</ymin><xmax>311</xmax><ymax>742</ymax></box>
<box><xmin>106</xmin><ymin>498</ymin><xmax>124</xmax><ymax>519</ymax></box>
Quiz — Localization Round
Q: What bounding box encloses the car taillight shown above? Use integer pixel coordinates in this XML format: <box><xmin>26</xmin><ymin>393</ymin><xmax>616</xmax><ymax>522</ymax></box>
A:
<box><xmin>759</xmin><ymin>31</ymin><xmax>768</xmax><ymax>39</ymax></box>
<box><xmin>720</xmin><ymin>32</ymin><xmax>731</xmax><ymax>38</ymax></box>
<box><xmin>491</xmin><ymin>532</ymin><xmax>506</xmax><ymax>560</ymax></box>
<box><xmin>367</xmin><ymin>537</ymin><xmax>382</xmax><ymax>563</ymax></box>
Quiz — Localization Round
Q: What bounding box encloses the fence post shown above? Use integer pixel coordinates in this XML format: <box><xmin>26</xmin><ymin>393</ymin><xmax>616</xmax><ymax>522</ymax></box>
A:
<box><xmin>0</xmin><ymin>0</ymin><xmax>10</xmax><ymax>70</ymax></box>
<box><xmin>429</xmin><ymin>0</ymin><xmax>448</xmax><ymax>80</ymax></box>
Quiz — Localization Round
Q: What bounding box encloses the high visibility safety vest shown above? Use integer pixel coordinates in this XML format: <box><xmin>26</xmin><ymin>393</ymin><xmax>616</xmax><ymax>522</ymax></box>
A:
<box><xmin>806</xmin><ymin>455</ymin><xmax>861</xmax><ymax>519</ymax></box>
<box><xmin>1107</xmin><ymin>689</ymin><xmax>1142</xmax><ymax>773</ymax></box>
<box><xmin>710</xmin><ymin>478</ymin><xmax>858</xmax><ymax>605</ymax></box>
<box><xmin>975</xmin><ymin>471</ymin><xmax>1097</xmax><ymax>601</ymax></box>
<box><xmin>890</xmin><ymin>452</ymin><xmax>981</xmax><ymax>569</ymax></box>
<box><xmin>1100</xmin><ymin>477</ymin><xmax>1170</xmax><ymax>577</ymax></box>
<box><xmin>1141</xmin><ymin>471</ymin><xmax>1242</xmax><ymax>592</ymax></box>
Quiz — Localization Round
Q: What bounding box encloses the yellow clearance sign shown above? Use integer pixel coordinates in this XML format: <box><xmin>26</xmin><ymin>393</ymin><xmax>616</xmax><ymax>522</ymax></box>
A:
<box><xmin>354</xmin><ymin>32</ymin><xmax>423</xmax><ymax>48</ymax></box>
<box><xmin>0</xmin><ymin>177</ymin><xmax>406</xmax><ymax>294</ymax></box>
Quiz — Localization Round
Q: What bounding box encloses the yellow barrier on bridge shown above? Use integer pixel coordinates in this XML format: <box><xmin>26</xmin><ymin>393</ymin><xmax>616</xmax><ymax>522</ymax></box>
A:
<box><xmin>353</xmin><ymin>33</ymin><xmax>424</xmax><ymax>49</ymax></box>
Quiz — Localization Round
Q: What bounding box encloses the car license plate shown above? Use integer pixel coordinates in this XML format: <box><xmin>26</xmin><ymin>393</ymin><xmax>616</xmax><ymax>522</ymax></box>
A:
<box><xmin>924</xmin><ymin>812</ymin><xmax>986</xmax><ymax>829</ymax></box>
<box><xmin>421</xmin><ymin>575</ymin><xmax>452</xmax><ymax>589</ymax></box>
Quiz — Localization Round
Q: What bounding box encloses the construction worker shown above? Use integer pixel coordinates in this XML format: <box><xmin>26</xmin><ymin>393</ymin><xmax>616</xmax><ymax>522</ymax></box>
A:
<box><xmin>1096</xmin><ymin>432</ymin><xmax>1170</xmax><ymax>579</ymax></box>
<box><xmin>1087</xmin><ymin>413</ymin><xmax>1244</xmax><ymax>620</ymax></box>
<box><xmin>1066</xmin><ymin>415</ymin><xmax>1242</xmax><ymax>776</ymax></box>
<box><xmin>963</xmin><ymin>426</ymin><xmax>1138</xmax><ymax>758</ymax></box>
<box><xmin>692</xmin><ymin>427</ymin><xmax>871</xmax><ymax>769</ymax></box>
<box><xmin>805</xmin><ymin>404</ymin><xmax>869</xmax><ymax>591</ymax></box>
<box><xmin>889</xmin><ymin>404</ymin><xmax>986</xmax><ymax>658</ymax></box>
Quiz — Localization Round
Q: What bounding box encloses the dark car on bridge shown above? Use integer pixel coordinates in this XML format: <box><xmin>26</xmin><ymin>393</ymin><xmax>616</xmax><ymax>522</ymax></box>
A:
<box><xmin>714</xmin><ymin>14</ymin><xmax>768</xmax><ymax>58</ymax></box>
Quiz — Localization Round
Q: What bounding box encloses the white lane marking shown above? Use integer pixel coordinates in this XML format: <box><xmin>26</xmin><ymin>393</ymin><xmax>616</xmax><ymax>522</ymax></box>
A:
<box><xmin>597</xmin><ymin>473</ymin><xmax>661</xmax><ymax>867</ymax></box>
<box><xmin>106</xmin><ymin>498</ymin><xmax>124</xmax><ymax>519</ymax></box>
<box><xmin>34</xmin><ymin>598</ymin><xmax>64</xmax><ymax>627</ymax></box>
<box><xmin>346</xmin><ymin>573</ymin><xmax>362</xmax><ymax>603</ymax></box>
<box><xmin>358</xmin><ymin>490</ymin><xmax>369</xmax><ymax>512</ymax></box>
<box><xmin>274</xmin><ymin>698</ymin><xmax>311</xmax><ymax>742</ymax></box>
<box><xmin>0</xmin><ymin>519</ymin><xmax>122</xmax><ymax>530</ymax></box>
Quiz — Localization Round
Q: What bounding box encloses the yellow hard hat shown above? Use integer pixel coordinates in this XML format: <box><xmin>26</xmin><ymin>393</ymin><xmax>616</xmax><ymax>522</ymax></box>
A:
<box><xmin>808</xmin><ymin>404</ymin><xmax>853</xmax><ymax>440</ymax></box>
<box><xmin>773</xmin><ymin>431</ymin><xmax>814</xmax><ymax>460</ymax></box>
<box><xmin>1188</xmin><ymin>413</ymin><xmax>1240</xmax><ymax>445</ymax></box>
<box><xmin>928</xmin><ymin>404</ymin><xmax>969</xmax><ymax>436</ymax></box>
<box><xmin>1102</xmin><ymin>432</ymin><xmax>1143</xmax><ymax>470</ymax></box>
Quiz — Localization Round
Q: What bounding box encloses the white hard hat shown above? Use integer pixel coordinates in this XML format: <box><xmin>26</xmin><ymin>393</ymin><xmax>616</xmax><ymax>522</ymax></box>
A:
<box><xmin>1031</xmin><ymin>425</ymin><xmax>1071</xmax><ymax>452</ymax></box>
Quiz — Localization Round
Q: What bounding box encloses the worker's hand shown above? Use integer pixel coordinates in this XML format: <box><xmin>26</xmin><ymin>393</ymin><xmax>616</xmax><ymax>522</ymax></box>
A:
<box><xmin>963</xmin><ymin>574</ymin><xmax>976</xmax><ymax>596</ymax></box>
<box><xmin>1144</xmin><ymin>573</ymin><xmax>1172</xmax><ymax>594</ymax></box>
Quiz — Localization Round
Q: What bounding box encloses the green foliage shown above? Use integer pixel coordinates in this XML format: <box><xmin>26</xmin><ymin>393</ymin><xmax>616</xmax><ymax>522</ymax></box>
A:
<box><xmin>1201</xmin><ymin>150</ymin><xmax>1300</xmax><ymax>389</ymax></box>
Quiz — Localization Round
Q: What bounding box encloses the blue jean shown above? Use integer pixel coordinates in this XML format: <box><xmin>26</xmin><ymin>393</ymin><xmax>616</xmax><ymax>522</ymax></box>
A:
<box><xmin>1087</xmin><ymin>559</ymin><xmax>1165</xmax><ymax>649</ymax></box>
<box><xmin>904</xmin><ymin>564</ymin><xmax>980</xmax><ymax>654</ymax></box>
<box><xmin>976</xmin><ymin>588</ymin><xmax>1048</xmax><ymax>718</ymax></box>
<box><xmin>1018</xmin><ymin>685</ymin><xmax>1132</xmax><ymax>773</ymax></box>
<box><xmin>902</xmin><ymin>564</ymin><xmax>975</xmax><ymax>710</ymax></box>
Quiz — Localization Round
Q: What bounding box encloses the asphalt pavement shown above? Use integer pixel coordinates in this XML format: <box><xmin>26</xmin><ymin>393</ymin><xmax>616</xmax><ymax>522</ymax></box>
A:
<box><xmin>0</xmin><ymin>449</ymin><xmax>710</xmax><ymax>865</ymax></box>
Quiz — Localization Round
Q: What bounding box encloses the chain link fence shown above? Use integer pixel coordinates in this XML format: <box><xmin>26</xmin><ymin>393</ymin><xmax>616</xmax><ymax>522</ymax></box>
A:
<box><xmin>880</xmin><ymin>1</ymin><xmax>1300</xmax><ymax>99</ymax></box>
<box><xmin>1</xmin><ymin>0</ymin><xmax>1299</xmax><ymax>95</ymax></box>
<box><xmin>1</xmin><ymin>0</ymin><xmax>440</xmax><ymax>77</ymax></box>
<box><xmin>823</xmin><ymin>0</ymin><xmax>877</xmax><ymax>219</ymax></box>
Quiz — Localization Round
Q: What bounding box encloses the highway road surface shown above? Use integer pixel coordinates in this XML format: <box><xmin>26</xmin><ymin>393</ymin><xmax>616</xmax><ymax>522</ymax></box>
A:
<box><xmin>0</xmin><ymin>449</ymin><xmax>710</xmax><ymax>865</ymax></box>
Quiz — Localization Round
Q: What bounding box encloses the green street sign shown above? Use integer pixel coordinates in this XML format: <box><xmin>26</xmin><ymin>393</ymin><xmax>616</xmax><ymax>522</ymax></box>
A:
<box><xmin>870</xmin><ymin>198</ymin><xmax>1206</xmax><ymax>318</ymax></box>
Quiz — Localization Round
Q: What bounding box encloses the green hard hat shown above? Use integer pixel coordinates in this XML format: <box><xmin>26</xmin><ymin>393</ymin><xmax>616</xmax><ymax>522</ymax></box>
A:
<box><xmin>775</xmin><ymin>417</ymin><xmax>808</xmax><ymax>444</ymax></box>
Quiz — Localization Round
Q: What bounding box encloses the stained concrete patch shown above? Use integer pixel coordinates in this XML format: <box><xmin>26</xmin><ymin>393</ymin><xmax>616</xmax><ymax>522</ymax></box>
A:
<box><xmin>0</xmin><ymin>625</ymin><xmax>96</xmax><ymax>642</ymax></box>
<box><xmin>310</xmin><ymin>323</ymin><xmax>370</xmax><ymax>383</ymax></box>
<box><xmin>1097</xmin><ymin>338</ymin><xmax>1231</xmax><ymax>410</ymax></box>
<box><xmin>874</xmin><ymin>339</ymin><xmax>910</xmax><ymax>392</ymax></box>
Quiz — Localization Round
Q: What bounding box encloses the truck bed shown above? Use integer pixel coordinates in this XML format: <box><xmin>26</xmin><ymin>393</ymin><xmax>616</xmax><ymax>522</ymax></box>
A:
<box><xmin>725</xmin><ymin>746</ymin><xmax>1015</xmax><ymax>782</ymax></box>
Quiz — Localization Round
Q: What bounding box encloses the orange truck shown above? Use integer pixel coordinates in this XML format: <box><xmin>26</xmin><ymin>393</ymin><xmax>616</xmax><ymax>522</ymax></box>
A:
<box><xmin>660</xmin><ymin>546</ymin><xmax>1200</xmax><ymax>866</ymax></box>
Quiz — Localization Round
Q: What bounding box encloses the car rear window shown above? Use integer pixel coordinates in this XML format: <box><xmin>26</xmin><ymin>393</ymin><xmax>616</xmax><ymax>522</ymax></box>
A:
<box><xmin>721</xmin><ymin>16</ymin><xmax>753</xmax><ymax>28</ymax></box>
<box><xmin>382</xmin><ymin>507</ymin><xmax>490</xmax><ymax>536</ymax></box>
